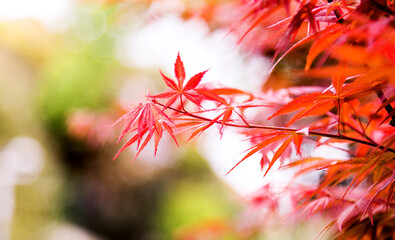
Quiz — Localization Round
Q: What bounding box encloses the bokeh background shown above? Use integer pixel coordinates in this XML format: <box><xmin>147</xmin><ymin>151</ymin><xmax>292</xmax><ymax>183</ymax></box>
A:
<box><xmin>0</xmin><ymin>0</ymin><xmax>331</xmax><ymax>239</ymax></box>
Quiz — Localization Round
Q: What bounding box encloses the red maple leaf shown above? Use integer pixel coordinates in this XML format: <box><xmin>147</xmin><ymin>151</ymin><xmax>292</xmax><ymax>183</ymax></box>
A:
<box><xmin>151</xmin><ymin>53</ymin><xmax>209</xmax><ymax>108</ymax></box>
<box><xmin>112</xmin><ymin>102</ymin><xmax>178</xmax><ymax>161</ymax></box>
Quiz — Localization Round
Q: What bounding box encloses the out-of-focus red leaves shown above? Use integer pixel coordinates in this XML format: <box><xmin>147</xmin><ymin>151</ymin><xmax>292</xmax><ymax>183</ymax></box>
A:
<box><xmin>67</xmin><ymin>110</ymin><xmax>116</xmax><ymax>148</ymax></box>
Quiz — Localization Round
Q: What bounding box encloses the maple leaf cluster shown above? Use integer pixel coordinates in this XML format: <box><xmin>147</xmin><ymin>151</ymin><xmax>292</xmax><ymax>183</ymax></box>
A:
<box><xmin>113</xmin><ymin>0</ymin><xmax>395</xmax><ymax>238</ymax></box>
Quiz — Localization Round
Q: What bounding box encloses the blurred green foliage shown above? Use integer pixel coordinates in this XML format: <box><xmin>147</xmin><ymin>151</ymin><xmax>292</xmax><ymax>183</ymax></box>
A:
<box><xmin>156</xmin><ymin>180</ymin><xmax>233</xmax><ymax>235</ymax></box>
<box><xmin>154</xmin><ymin>149</ymin><xmax>240</xmax><ymax>239</ymax></box>
<box><xmin>37</xmin><ymin>6</ymin><xmax>119</xmax><ymax>139</ymax></box>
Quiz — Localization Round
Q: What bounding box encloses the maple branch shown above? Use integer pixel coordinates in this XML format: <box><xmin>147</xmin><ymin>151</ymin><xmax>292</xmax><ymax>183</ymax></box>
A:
<box><xmin>327</xmin><ymin>111</ymin><xmax>378</xmax><ymax>146</ymax></box>
<box><xmin>326</xmin><ymin>0</ymin><xmax>344</xmax><ymax>24</ymax></box>
<box><xmin>347</xmin><ymin>103</ymin><xmax>368</xmax><ymax>137</ymax></box>
<box><xmin>155</xmin><ymin>102</ymin><xmax>395</xmax><ymax>153</ymax></box>
<box><xmin>371</xmin><ymin>223</ymin><xmax>377</xmax><ymax>240</ymax></box>
<box><xmin>376</xmin><ymin>89</ymin><xmax>395</xmax><ymax>127</ymax></box>
<box><xmin>345</xmin><ymin>122</ymin><xmax>378</xmax><ymax>146</ymax></box>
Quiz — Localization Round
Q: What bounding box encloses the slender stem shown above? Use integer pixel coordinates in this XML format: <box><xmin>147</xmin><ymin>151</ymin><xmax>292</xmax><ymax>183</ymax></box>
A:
<box><xmin>371</xmin><ymin>222</ymin><xmax>377</xmax><ymax>240</ymax></box>
<box><xmin>180</xmin><ymin>95</ymin><xmax>187</xmax><ymax>112</ymax></box>
<box><xmin>156</xmin><ymin>102</ymin><xmax>395</xmax><ymax>153</ymax></box>
<box><xmin>376</xmin><ymin>89</ymin><xmax>395</xmax><ymax>127</ymax></box>
<box><xmin>346</xmin><ymin>122</ymin><xmax>378</xmax><ymax>146</ymax></box>
<box><xmin>347</xmin><ymin>102</ymin><xmax>368</xmax><ymax>139</ymax></box>
<box><xmin>327</xmin><ymin>111</ymin><xmax>378</xmax><ymax>146</ymax></box>
<box><xmin>337</xmin><ymin>98</ymin><xmax>342</xmax><ymax>135</ymax></box>
<box><xmin>327</xmin><ymin>0</ymin><xmax>344</xmax><ymax>24</ymax></box>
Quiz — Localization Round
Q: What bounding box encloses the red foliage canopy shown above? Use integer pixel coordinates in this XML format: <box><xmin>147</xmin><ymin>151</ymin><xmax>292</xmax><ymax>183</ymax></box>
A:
<box><xmin>114</xmin><ymin>0</ymin><xmax>395</xmax><ymax>238</ymax></box>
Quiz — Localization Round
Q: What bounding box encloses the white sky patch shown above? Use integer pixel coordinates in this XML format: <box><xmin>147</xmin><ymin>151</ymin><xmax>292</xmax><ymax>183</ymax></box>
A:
<box><xmin>117</xmin><ymin>14</ymin><xmax>270</xmax><ymax>91</ymax></box>
<box><xmin>311</xmin><ymin>141</ymin><xmax>349</xmax><ymax>160</ymax></box>
<box><xmin>0</xmin><ymin>0</ymin><xmax>74</xmax><ymax>30</ymax></box>
<box><xmin>0</xmin><ymin>136</ymin><xmax>45</xmax><ymax>240</ymax></box>
<box><xmin>199</xmin><ymin>128</ymin><xmax>300</xmax><ymax>195</ymax></box>
<box><xmin>199</xmin><ymin>129</ymin><xmax>266</xmax><ymax>195</ymax></box>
